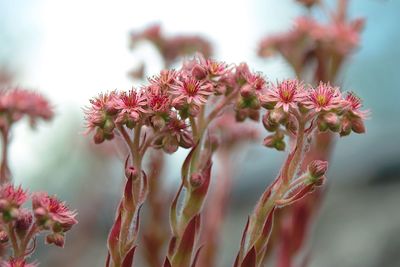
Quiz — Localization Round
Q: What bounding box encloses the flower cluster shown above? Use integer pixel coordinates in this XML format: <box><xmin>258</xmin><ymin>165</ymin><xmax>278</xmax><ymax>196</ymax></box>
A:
<box><xmin>85</xmin><ymin>55</ymin><xmax>267</xmax><ymax>153</ymax></box>
<box><xmin>0</xmin><ymin>184</ymin><xmax>77</xmax><ymax>265</ymax></box>
<box><xmin>261</xmin><ymin>80</ymin><xmax>366</xmax><ymax>150</ymax></box>
<box><xmin>0</xmin><ymin>89</ymin><xmax>53</xmax><ymax>131</ymax></box>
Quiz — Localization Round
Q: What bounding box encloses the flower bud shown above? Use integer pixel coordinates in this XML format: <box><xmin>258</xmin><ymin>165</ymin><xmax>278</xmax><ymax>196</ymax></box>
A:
<box><xmin>0</xmin><ymin>230</ymin><xmax>8</xmax><ymax>243</ymax></box>
<box><xmin>235</xmin><ymin>110</ymin><xmax>247</xmax><ymax>122</ymax></box>
<box><xmin>15</xmin><ymin>209</ymin><xmax>33</xmax><ymax>234</ymax></box>
<box><xmin>190</xmin><ymin>173</ymin><xmax>203</xmax><ymax>187</ymax></box>
<box><xmin>269</xmin><ymin>109</ymin><xmax>287</xmax><ymax>124</ymax></box>
<box><xmin>46</xmin><ymin>232</ymin><xmax>65</xmax><ymax>247</ymax></box>
<box><xmin>162</xmin><ymin>136</ymin><xmax>179</xmax><ymax>154</ymax></box>
<box><xmin>248</xmin><ymin>109</ymin><xmax>260</xmax><ymax>121</ymax></box>
<box><xmin>340</xmin><ymin>117</ymin><xmax>352</xmax><ymax>137</ymax></box>
<box><xmin>324</xmin><ymin>112</ymin><xmax>340</xmax><ymax>132</ymax></box>
<box><xmin>192</xmin><ymin>64</ymin><xmax>207</xmax><ymax>80</ymax></box>
<box><xmin>262</xmin><ymin>113</ymin><xmax>278</xmax><ymax>131</ymax></box>
<box><xmin>151</xmin><ymin>115</ymin><xmax>166</xmax><ymax>130</ymax></box>
<box><xmin>125</xmin><ymin>166</ymin><xmax>138</xmax><ymax>180</ymax></box>
<box><xmin>351</xmin><ymin>117</ymin><xmax>365</xmax><ymax>134</ymax></box>
<box><xmin>93</xmin><ymin>129</ymin><xmax>105</xmax><ymax>144</ymax></box>
<box><xmin>179</xmin><ymin>131</ymin><xmax>194</xmax><ymax>149</ymax></box>
<box><xmin>103</xmin><ymin>118</ymin><xmax>115</xmax><ymax>133</ymax></box>
<box><xmin>240</xmin><ymin>84</ymin><xmax>255</xmax><ymax>98</ymax></box>
<box><xmin>308</xmin><ymin>160</ymin><xmax>328</xmax><ymax>180</ymax></box>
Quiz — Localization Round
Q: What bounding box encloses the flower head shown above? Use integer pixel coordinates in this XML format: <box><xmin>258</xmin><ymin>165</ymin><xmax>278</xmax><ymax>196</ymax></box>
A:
<box><xmin>0</xmin><ymin>184</ymin><xmax>28</xmax><ymax>221</ymax></box>
<box><xmin>84</xmin><ymin>91</ymin><xmax>118</xmax><ymax>131</ymax></box>
<box><xmin>262</xmin><ymin>79</ymin><xmax>306</xmax><ymax>112</ymax></box>
<box><xmin>32</xmin><ymin>192</ymin><xmax>77</xmax><ymax>232</ymax></box>
<box><xmin>114</xmin><ymin>89</ymin><xmax>147</xmax><ymax>124</ymax></box>
<box><xmin>171</xmin><ymin>76</ymin><xmax>212</xmax><ymax>108</ymax></box>
<box><xmin>343</xmin><ymin>92</ymin><xmax>368</xmax><ymax>119</ymax></box>
<box><xmin>303</xmin><ymin>82</ymin><xmax>342</xmax><ymax>112</ymax></box>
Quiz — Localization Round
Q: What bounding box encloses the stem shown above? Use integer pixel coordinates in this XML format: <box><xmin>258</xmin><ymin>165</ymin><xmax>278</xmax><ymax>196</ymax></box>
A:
<box><xmin>246</xmin><ymin>119</ymin><xmax>306</xmax><ymax>253</ymax></box>
<box><xmin>6</xmin><ymin>223</ymin><xmax>19</xmax><ymax>257</ymax></box>
<box><xmin>18</xmin><ymin>224</ymin><xmax>38</xmax><ymax>258</ymax></box>
<box><xmin>0</xmin><ymin>130</ymin><xmax>10</xmax><ymax>184</ymax></box>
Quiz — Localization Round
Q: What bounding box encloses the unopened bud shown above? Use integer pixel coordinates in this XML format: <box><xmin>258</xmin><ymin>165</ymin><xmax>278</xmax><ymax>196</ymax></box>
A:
<box><xmin>162</xmin><ymin>136</ymin><xmax>179</xmax><ymax>154</ymax></box>
<box><xmin>15</xmin><ymin>209</ymin><xmax>33</xmax><ymax>233</ymax></box>
<box><xmin>46</xmin><ymin>233</ymin><xmax>65</xmax><ymax>247</ymax></box>
<box><xmin>103</xmin><ymin>118</ymin><xmax>115</xmax><ymax>133</ymax></box>
<box><xmin>248</xmin><ymin>109</ymin><xmax>260</xmax><ymax>121</ymax></box>
<box><xmin>190</xmin><ymin>173</ymin><xmax>203</xmax><ymax>187</ymax></box>
<box><xmin>192</xmin><ymin>64</ymin><xmax>207</xmax><ymax>80</ymax></box>
<box><xmin>179</xmin><ymin>132</ymin><xmax>194</xmax><ymax>149</ymax></box>
<box><xmin>151</xmin><ymin>115</ymin><xmax>166</xmax><ymax>130</ymax></box>
<box><xmin>240</xmin><ymin>84</ymin><xmax>254</xmax><ymax>98</ymax></box>
<box><xmin>308</xmin><ymin>160</ymin><xmax>328</xmax><ymax>179</ymax></box>
<box><xmin>125</xmin><ymin>166</ymin><xmax>138</xmax><ymax>180</ymax></box>
<box><xmin>269</xmin><ymin>109</ymin><xmax>287</xmax><ymax>124</ymax></box>
<box><xmin>351</xmin><ymin>117</ymin><xmax>365</xmax><ymax>134</ymax></box>
<box><xmin>340</xmin><ymin>117</ymin><xmax>352</xmax><ymax>137</ymax></box>
<box><xmin>93</xmin><ymin>128</ymin><xmax>105</xmax><ymax>144</ymax></box>
<box><xmin>262</xmin><ymin>113</ymin><xmax>278</xmax><ymax>131</ymax></box>
<box><xmin>324</xmin><ymin>112</ymin><xmax>340</xmax><ymax>132</ymax></box>
<box><xmin>0</xmin><ymin>231</ymin><xmax>8</xmax><ymax>243</ymax></box>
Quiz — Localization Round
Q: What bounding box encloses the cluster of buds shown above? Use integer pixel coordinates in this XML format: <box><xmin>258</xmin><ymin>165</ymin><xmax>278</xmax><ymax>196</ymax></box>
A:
<box><xmin>0</xmin><ymin>184</ymin><xmax>77</xmax><ymax>265</ymax></box>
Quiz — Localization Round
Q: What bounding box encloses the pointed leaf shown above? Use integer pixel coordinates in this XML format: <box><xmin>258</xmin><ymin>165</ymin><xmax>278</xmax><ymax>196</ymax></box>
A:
<box><xmin>190</xmin><ymin>245</ymin><xmax>204</xmax><ymax>267</ymax></box>
<box><xmin>171</xmin><ymin>214</ymin><xmax>199</xmax><ymax>267</ymax></box>
<box><xmin>138</xmin><ymin>171</ymin><xmax>148</xmax><ymax>204</ymax></box>
<box><xmin>170</xmin><ymin>183</ymin><xmax>184</xmax><ymax>236</ymax></box>
<box><xmin>122</xmin><ymin>246</ymin><xmax>137</xmax><ymax>267</ymax></box>
<box><xmin>105</xmin><ymin>253</ymin><xmax>111</xmax><ymax>267</ymax></box>
<box><xmin>107</xmin><ymin>211</ymin><xmax>122</xmax><ymax>265</ymax></box>
<box><xmin>168</xmin><ymin>236</ymin><xmax>178</xmax><ymax>258</ymax></box>
<box><xmin>163</xmin><ymin>257</ymin><xmax>172</xmax><ymax>267</ymax></box>
<box><xmin>182</xmin><ymin>142</ymin><xmax>200</xmax><ymax>187</ymax></box>
<box><xmin>123</xmin><ymin>174</ymin><xmax>135</xmax><ymax>212</ymax></box>
<box><xmin>275</xmin><ymin>184</ymin><xmax>314</xmax><ymax>206</ymax></box>
<box><xmin>240</xmin><ymin>246</ymin><xmax>256</xmax><ymax>267</ymax></box>
<box><xmin>254</xmin><ymin>207</ymin><xmax>276</xmax><ymax>253</ymax></box>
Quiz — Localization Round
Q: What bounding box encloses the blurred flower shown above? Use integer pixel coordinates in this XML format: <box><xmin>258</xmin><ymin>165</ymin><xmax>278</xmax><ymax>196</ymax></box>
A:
<box><xmin>32</xmin><ymin>192</ymin><xmax>77</xmax><ymax>232</ymax></box>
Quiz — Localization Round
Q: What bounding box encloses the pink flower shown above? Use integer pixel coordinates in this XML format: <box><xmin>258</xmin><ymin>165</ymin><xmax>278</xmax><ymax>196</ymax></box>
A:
<box><xmin>84</xmin><ymin>91</ymin><xmax>118</xmax><ymax>131</ymax></box>
<box><xmin>303</xmin><ymin>83</ymin><xmax>342</xmax><ymax>112</ymax></box>
<box><xmin>148</xmin><ymin>70</ymin><xmax>178</xmax><ymax>91</ymax></box>
<box><xmin>1</xmin><ymin>259</ymin><xmax>37</xmax><ymax>267</ymax></box>
<box><xmin>262</xmin><ymin>79</ymin><xmax>306</xmax><ymax>112</ymax></box>
<box><xmin>114</xmin><ymin>89</ymin><xmax>147</xmax><ymax>124</ymax></box>
<box><xmin>171</xmin><ymin>76</ymin><xmax>212</xmax><ymax>108</ymax></box>
<box><xmin>144</xmin><ymin>85</ymin><xmax>171</xmax><ymax>114</ymax></box>
<box><xmin>343</xmin><ymin>92</ymin><xmax>369</xmax><ymax>119</ymax></box>
<box><xmin>198</xmin><ymin>56</ymin><xmax>229</xmax><ymax>77</ymax></box>
<box><xmin>0</xmin><ymin>184</ymin><xmax>28</xmax><ymax>208</ymax></box>
<box><xmin>32</xmin><ymin>192</ymin><xmax>77</xmax><ymax>232</ymax></box>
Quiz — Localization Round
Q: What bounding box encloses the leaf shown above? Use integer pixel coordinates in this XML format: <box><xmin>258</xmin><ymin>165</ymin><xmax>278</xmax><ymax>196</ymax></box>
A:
<box><xmin>190</xmin><ymin>245</ymin><xmax>204</xmax><ymax>267</ymax></box>
<box><xmin>182</xmin><ymin>142</ymin><xmax>200</xmax><ymax>187</ymax></box>
<box><xmin>138</xmin><ymin>171</ymin><xmax>148</xmax><ymax>204</ymax></box>
<box><xmin>121</xmin><ymin>246</ymin><xmax>137</xmax><ymax>267</ymax></box>
<box><xmin>163</xmin><ymin>257</ymin><xmax>172</xmax><ymax>267</ymax></box>
<box><xmin>107</xmin><ymin>210</ymin><xmax>122</xmax><ymax>265</ymax></box>
<box><xmin>254</xmin><ymin>207</ymin><xmax>276</xmax><ymax>253</ymax></box>
<box><xmin>171</xmin><ymin>215</ymin><xmax>199</xmax><ymax>267</ymax></box>
<box><xmin>240</xmin><ymin>246</ymin><xmax>256</xmax><ymax>267</ymax></box>
<box><xmin>170</xmin><ymin>183</ymin><xmax>184</xmax><ymax>236</ymax></box>
<box><xmin>275</xmin><ymin>184</ymin><xmax>314</xmax><ymax>206</ymax></box>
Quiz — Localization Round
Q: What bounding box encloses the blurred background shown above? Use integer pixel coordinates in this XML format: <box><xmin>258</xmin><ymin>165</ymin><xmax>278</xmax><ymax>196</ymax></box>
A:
<box><xmin>1</xmin><ymin>0</ymin><xmax>399</xmax><ymax>266</ymax></box>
